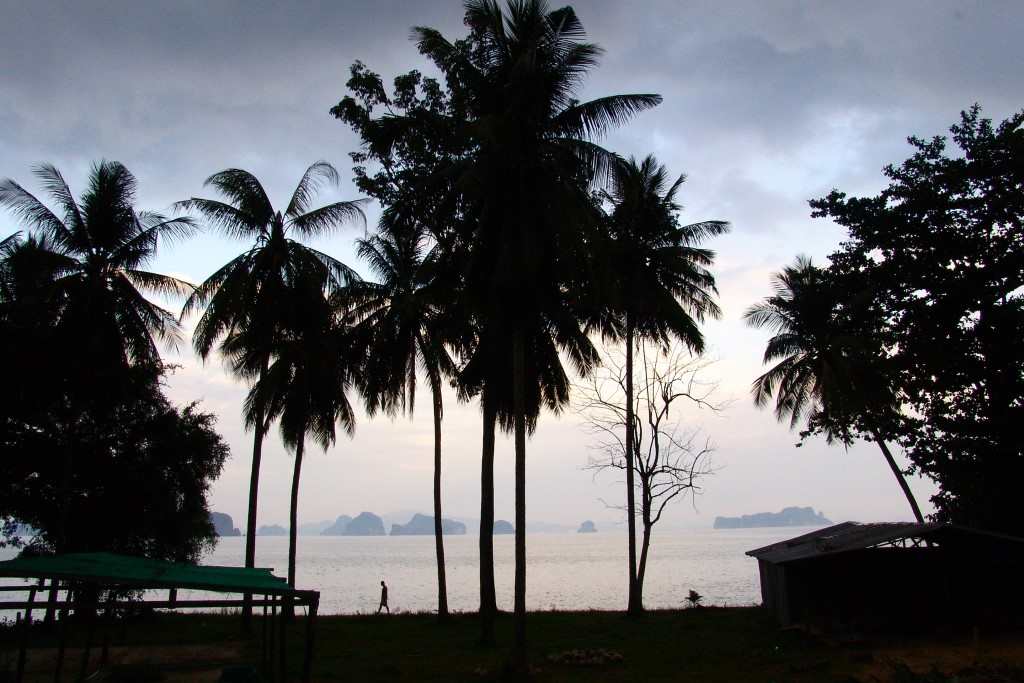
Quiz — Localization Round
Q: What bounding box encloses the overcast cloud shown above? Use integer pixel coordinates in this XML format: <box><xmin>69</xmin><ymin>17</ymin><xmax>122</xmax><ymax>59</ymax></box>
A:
<box><xmin>2</xmin><ymin>0</ymin><xmax>1022</xmax><ymax>532</ymax></box>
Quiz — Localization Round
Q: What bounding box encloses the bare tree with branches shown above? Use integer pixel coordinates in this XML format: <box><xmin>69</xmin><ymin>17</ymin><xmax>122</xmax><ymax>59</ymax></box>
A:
<box><xmin>576</xmin><ymin>344</ymin><xmax>721</xmax><ymax>608</ymax></box>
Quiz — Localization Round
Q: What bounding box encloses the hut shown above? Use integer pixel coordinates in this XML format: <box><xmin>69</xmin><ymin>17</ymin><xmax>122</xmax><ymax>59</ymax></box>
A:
<box><xmin>747</xmin><ymin>522</ymin><xmax>1024</xmax><ymax>631</ymax></box>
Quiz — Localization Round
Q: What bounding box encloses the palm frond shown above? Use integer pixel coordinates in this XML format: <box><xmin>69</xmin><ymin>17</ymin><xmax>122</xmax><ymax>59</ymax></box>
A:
<box><xmin>33</xmin><ymin>163</ymin><xmax>85</xmax><ymax>234</ymax></box>
<box><xmin>125</xmin><ymin>269</ymin><xmax>195</xmax><ymax>300</ymax></box>
<box><xmin>288</xmin><ymin>200</ymin><xmax>367</xmax><ymax>239</ymax></box>
<box><xmin>0</xmin><ymin>178</ymin><xmax>75</xmax><ymax>250</ymax></box>
<box><xmin>552</xmin><ymin>94</ymin><xmax>662</xmax><ymax>140</ymax></box>
<box><xmin>203</xmin><ymin>169</ymin><xmax>275</xmax><ymax>226</ymax></box>
<box><xmin>174</xmin><ymin>198</ymin><xmax>263</xmax><ymax>240</ymax></box>
<box><xmin>285</xmin><ymin>161</ymin><xmax>340</xmax><ymax>218</ymax></box>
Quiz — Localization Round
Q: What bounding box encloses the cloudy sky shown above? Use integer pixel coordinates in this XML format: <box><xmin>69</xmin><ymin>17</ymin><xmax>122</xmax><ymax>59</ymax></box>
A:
<box><xmin>2</xmin><ymin>1</ymin><xmax>1021</xmax><ymax>532</ymax></box>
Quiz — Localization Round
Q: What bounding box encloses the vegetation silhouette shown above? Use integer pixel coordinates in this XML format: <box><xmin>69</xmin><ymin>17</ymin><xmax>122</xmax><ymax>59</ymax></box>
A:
<box><xmin>810</xmin><ymin>106</ymin><xmax>1024</xmax><ymax>534</ymax></box>
<box><xmin>744</xmin><ymin>256</ymin><xmax>925</xmax><ymax>523</ymax></box>
<box><xmin>235</xmin><ymin>260</ymin><xmax>357</xmax><ymax>606</ymax></box>
<box><xmin>398</xmin><ymin>0</ymin><xmax>661</xmax><ymax>662</ymax></box>
<box><xmin>0</xmin><ymin>164</ymin><xmax>227</xmax><ymax>560</ymax></box>
<box><xmin>345</xmin><ymin>218</ymin><xmax>459</xmax><ymax>619</ymax></box>
<box><xmin>177</xmin><ymin>163</ymin><xmax>365</xmax><ymax>621</ymax></box>
<box><xmin>0</xmin><ymin>161</ymin><xmax>195</xmax><ymax>368</ymax></box>
<box><xmin>334</xmin><ymin>57</ymin><xmax>476</xmax><ymax>625</ymax></box>
<box><xmin>0</xmin><ymin>162</ymin><xmax>198</xmax><ymax>552</ymax></box>
<box><xmin>588</xmin><ymin>154</ymin><xmax>727</xmax><ymax>613</ymax></box>
<box><xmin>577</xmin><ymin>345</ymin><xmax>719</xmax><ymax>609</ymax></box>
<box><xmin>1</xmin><ymin>0</ymin><xmax>1020</xmax><ymax>676</ymax></box>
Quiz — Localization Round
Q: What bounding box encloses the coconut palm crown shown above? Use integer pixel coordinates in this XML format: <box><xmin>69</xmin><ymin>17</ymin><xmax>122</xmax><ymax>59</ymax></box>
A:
<box><xmin>745</xmin><ymin>256</ymin><xmax>924</xmax><ymax>522</ymax></box>
<box><xmin>0</xmin><ymin>161</ymin><xmax>196</xmax><ymax>368</ymax></box>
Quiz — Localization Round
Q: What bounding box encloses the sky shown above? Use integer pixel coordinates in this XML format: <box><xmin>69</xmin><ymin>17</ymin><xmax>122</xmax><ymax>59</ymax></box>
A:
<box><xmin>2</xmin><ymin>0</ymin><xmax>1022</xmax><ymax>532</ymax></box>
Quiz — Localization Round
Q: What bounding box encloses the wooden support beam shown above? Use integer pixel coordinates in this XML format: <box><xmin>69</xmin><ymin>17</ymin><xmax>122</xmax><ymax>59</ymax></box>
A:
<box><xmin>54</xmin><ymin>597</ymin><xmax>70</xmax><ymax>683</ymax></box>
<box><xmin>15</xmin><ymin>585</ymin><xmax>37</xmax><ymax>683</ymax></box>
<box><xmin>302</xmin><ymin>594</ymin><xmax>319</xmax><ymax>683</ymax></box>
<box><xmin>279</xmin><ymin>595</ymin><xmax>290</xmax><ymax>683</ymax></box>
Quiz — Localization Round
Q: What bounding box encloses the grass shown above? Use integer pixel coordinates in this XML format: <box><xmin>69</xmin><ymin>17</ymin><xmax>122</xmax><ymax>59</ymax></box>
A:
<box><xmin>3</xmin><ymin>607</ymin><xmax>1024</xmax><ymax>682</ymax></box>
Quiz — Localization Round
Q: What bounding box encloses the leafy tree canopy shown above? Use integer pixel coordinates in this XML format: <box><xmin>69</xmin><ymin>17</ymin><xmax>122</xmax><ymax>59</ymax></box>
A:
<box><xmin>811</xmin><ymin>105</ymin><xmax>1024</xmax><ymax>533</ymax></box>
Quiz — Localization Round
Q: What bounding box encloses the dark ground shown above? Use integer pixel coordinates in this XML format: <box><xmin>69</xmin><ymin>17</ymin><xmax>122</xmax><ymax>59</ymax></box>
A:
<box><xmin>3</xmin><ymin>607</ymin><xmax>1024</xmax><ymax>682</ymax></box>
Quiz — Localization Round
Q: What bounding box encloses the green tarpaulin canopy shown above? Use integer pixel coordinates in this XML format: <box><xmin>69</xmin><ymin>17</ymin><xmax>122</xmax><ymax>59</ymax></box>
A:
<box><xmin>0</xmin><ymin>552</ymin><xmax>299</xmax><ymax>595</ymax></box>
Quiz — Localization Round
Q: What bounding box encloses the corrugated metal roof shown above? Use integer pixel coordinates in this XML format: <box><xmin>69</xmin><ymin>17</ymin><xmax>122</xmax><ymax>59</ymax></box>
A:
<box><xmin>746</xmin><ymin>521</ymin><xmax>949</xmax><ymax>564</ymax></box>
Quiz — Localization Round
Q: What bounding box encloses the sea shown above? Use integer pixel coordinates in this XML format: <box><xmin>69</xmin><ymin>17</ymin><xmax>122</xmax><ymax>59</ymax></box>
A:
<box><xmin>0</xmin><ymin>528</ymin><xmax>814</xmax><ymax>615</ymax></box>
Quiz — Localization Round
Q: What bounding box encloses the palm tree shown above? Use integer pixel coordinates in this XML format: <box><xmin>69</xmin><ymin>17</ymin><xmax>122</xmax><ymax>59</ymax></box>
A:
<box><xmin>0</xmin><ymin>232</ymin><xmax>69</xmax><ymax>329</ymax></box>
<box><xmin>594</xmin><ymin>155</ymin><xmax>727</xmax><ymax>613</ymax></box>
<box><xmin>0</xmin><ymin>162</ymin><xmax>195</xmax><ymax>368</ymax></box>
<box><xmin>177</xmin><ymin>162</ymin><xmax>364</xmax><ymax>620</ymax></box>
<box><xmin>744</xmin><ymin>256</ymin><xmax>924</xmax><ymax>523</ymax></box>
<box><xmin>238</xmin><ymin>264</ymin><xmax>357</xmax><ymax>601</ymax></box>
<box><xmin>413</xmin><ymin>0</ymin><xmax>660</xmax><ymax>657</ymax></box>
<box><xmin>346</xmin><ymin>218</ymin><xmax>457</xmax><ymax>619</ymax></box>
<box><xmin>0</xmin><ymin>162</ymin><xmax>196</xmax><ymax>552</ymax></box>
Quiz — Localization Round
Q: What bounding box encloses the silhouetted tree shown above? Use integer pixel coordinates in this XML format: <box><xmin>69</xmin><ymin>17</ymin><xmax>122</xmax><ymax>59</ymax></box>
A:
<box><xmin>335</xmin><ymin>62</ymin><xmax>473</xmax><ymax>621</ymax></box>
<box><xmin>347</xmin><ymin>219</ymin><xmax>457</xmax><ymax>619</ymax></box>
<box><xmin>411</xmin><ymin>1</ymin><xmax>660</xmax><ymax>660</ymax></box>
<box><xmin>590</xmin><ymin>155</ymin><xmax>726</xmax><ymax>613</ymax></box>
<box><xmin>0</xmin><ymin>162</ymin><xmax>196</xmax><ymax>551</ymax></box>
<box><xmin>577</xmin><ymin>345</ymin><xmax>717</xmax><ymax>607</ymax></box>
<box><xmin>811</xmin><ymin>106</ymin><xmax>1024</xmax><ymax>533</ymax></box>
<box><xmin>0</xmin><ymin>233</ymin><xmax>228</xmax><ymax>559</ymax></box>
<box><xmin>0</xmin><ymin>361</ymin><xmax>230</xmax><ymax>560</ymax></box>
<box><xmin>235</xmin><ymin>262</ymin><xmax>357</xmax><ymax>600</ymax></box>
<box><xmin>177</xmin><ymin>163</ymin><xmax>364</xmax><ymax>620</ymax></box>
<box><xmin>744</xmin><ymin>256</ymin><xmax>924</xmax><ymax>523</ymax></box>
<box><xmin>0</xmin><ymin>162</ymin><xmax>195</xmax><ymax>368</ymax></box>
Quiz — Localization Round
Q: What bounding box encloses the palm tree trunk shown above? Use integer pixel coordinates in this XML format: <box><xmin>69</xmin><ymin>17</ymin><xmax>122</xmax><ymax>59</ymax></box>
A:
<box><xmin>512</xmin><ymin>330</ymin><xmax>528</xmax><ymax>666</ymax></box>
<box><xmin>242</xmin><ymin>361</ymin><xmax>269</xmax><ymax>626</ymax></box>
<box><xmin>241</xmin><ymin>419</ymin><xmax>266</xmax><ymax>624</ymax></box>
<box><xmin>624</xmin><ymin>317</ymin><xmax>641</xmax><ymax>615</ymax></box>
<box><xmin>870</xmin><ymin>428</ymin><xmax>925</xmax><ymax>524</ymax></box>
<box><xmin>479</xmin><ymin>389</ymin><xmax>497</xmax><ymax>645</ymax></box>
<box><xmin>285</xmin><ymin>438</ymin><xmax>304</xmax><ymax>619</ymax></box>
<box><xmin>432</xmin><ymin>385</ymin><xmax>449</xmax><ymax>620</ymax></box>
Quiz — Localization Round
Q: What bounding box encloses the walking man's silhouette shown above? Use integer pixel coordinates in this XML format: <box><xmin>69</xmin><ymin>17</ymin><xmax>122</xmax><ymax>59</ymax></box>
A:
<box><xmin>377</xmin><ymin>580</ymin><xmax>389</xmax><ymax>614</ymax></box>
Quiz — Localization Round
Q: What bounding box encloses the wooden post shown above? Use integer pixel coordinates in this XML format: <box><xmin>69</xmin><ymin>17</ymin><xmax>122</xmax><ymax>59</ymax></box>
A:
<box><xmin>279</xmin><ymin>595</ymin><xmax>289</xmax><ymax>683</ymax></box>
<box><xmin>301</xmin><ymin>594</ymin><xmax>319</xmax><ymax>683</ymax></box>
<box><xmin>44</xmin><ymin>579</ymin><xmax>59</xmax><ymax>627</ymax></box>
<box><xmin>268</xmin><ymin>596</ymin><xmax>277</xmax><ymax>683</ymax></box>
<box><xmin>16</xmin><ymin>585</ymin><xmax>37</xmax><ymax>683</ymax></box>
<box><xmin>262</xmin><ymin>595</ymin><xmax>269</xmax><ymax>674</ymax></box>
<box><xmin>77</xmin><ymin>591</ymin><xmax>96</xmax><ymax>682</ymax></box>
<box><xmin>99</xmin><ymin>592</ymin><xmax>115</xmax><ymax>669</ymax></box>
<box><xmin>54</xmin><ymin>595</ymin><xmax>70</xmax><ymax>683</ymax></box>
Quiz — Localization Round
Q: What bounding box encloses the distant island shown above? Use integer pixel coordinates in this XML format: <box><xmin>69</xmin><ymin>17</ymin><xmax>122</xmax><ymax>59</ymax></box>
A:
<box><xmin>317</xmin><ymin>512</ymin><xmax>386</xmax><ymax>535</ymax></box>
<box><xmin>713</xmin><ymin>506</ymin><xmax>832</xmax><ymax>529</ymax></box>
<box><xmin>577</xmin><ymin>520</ymin><xmax>597</xmax><ymax>533</ymax></box>
<box><xmin>390</xmin><ymin>514</ymin><xmax>466</xmax><ymax>536</ymax></box>
<box><xmin>257</xmin><ymin>524</ymin><xmax>288</xmax><ymax>536</ymax></box>
<box><xmin>210</xmin><ymin>512</ymin><xmax>241</xmax><ymax>537</ymax></box>
<box><xmin>493</xmin><ymin>520</ymin><xmax>514</xmax><ymax>534</ymax></box>
<box><xmin>321</xmin><ymin>515</ymin><xmax>354</xmax><ymax>536</ymax></box>
<box><xmin>341</xmin><ymin>512</ymin><xmax>386</xmax><ymax>536</ymax></box>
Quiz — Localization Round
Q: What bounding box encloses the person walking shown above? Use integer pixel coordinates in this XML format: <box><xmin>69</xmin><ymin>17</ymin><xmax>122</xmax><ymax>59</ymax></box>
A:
<box><xmin>377</xmin><ymin>580</ymin><xmax>389</xmax><ymax>614</ymax></box>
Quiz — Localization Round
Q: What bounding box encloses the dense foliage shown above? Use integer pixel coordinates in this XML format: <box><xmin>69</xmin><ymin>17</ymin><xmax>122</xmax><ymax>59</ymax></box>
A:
<box><xmin>808</xmin><ymin>106</ymin><xmax>1023</xmax><ymax>533</ymax></box>
<box><xmin>0</xmin><ymin>166</ymin><xmax>230</xmax><ymax>560</ymax></box>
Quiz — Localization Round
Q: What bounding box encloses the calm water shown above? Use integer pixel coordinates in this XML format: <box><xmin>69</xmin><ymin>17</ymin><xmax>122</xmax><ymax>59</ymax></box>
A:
<box><xmin>0</xmin><ymin>528</ymin><xmax>814</xmax><ymax>614</ymax></box>
<box><xmin>190</xmin><ymin>527</ymin><xmax>809</xmax><ymax>614</ymax></box>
